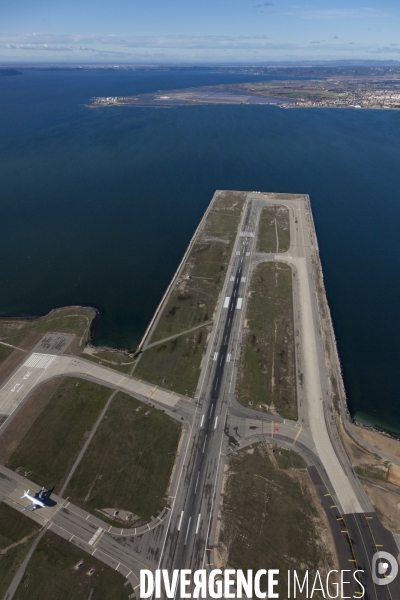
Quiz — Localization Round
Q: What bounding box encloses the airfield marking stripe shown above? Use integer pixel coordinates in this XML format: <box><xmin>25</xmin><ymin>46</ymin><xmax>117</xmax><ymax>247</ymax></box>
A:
<box><xmin>36</xmin><ymin>356</ymin><xmax>49</xmax><ymax>369</ymax></box>
<box><xmin>293</xmin><ymin>427</ymin><xmax>303</xmax><ymax>445</ymax></box>
<box><xmin>84</xmin><ymin>365</ymin><xmax>97</xmax><ymax>376</ymax></box>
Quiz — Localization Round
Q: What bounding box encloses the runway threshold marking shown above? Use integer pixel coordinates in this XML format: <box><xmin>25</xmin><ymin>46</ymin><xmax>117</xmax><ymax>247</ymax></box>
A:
<box><xmin>214</xmin><ymin>416</ymin><xmax>219</xmax><ymax>429</ymax></box>
<box><xmin>178</xmin><ymin>511</ymin><xmax>184</xmax><ymax>531</ymax></box>
<box><xmin>22</xmin><ymin>353</ymin><xmax>56</xmax><ymax>369</ymax></box>
<box><xmin>200</xmin><ymin>414</ymin><xmax>204</xmax><ymax>426</ymax></box>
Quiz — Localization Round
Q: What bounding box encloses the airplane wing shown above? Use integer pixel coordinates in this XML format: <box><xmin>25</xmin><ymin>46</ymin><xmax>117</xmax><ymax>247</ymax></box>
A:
<box><xmin>22</xmin><ymin>503</ymin><xmax>39</xmax><ymax>512</ymax></box>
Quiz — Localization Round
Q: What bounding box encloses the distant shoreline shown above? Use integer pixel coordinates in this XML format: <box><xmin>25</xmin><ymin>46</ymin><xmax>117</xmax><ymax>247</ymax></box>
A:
<box><xmin>0</xmin><ymin>69</ymin><xmax>22</xmax><ymax>76</ymax></box>
<box><xmin>87</xmin><ymin>76</ymin><xmax>400</xmax><ymax>110</ymax></box>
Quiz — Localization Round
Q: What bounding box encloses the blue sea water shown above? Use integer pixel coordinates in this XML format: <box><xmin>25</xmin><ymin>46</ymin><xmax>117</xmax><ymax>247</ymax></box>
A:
<box><xmin>1</xmin><ymin>68</ymin><xmax>400</xmax><ymax>434</ymax></box>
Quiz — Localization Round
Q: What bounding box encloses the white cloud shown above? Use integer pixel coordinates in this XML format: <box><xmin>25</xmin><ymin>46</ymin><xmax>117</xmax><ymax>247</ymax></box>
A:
<box><xmin>300</xmin><ymin>8</ymin><xmax>392</xmax><ymax>19</ymax></box>
<box><xmin>0</xmin><ymin>32</ymin><xmax>400</xmax><ymax>62</ymax></box>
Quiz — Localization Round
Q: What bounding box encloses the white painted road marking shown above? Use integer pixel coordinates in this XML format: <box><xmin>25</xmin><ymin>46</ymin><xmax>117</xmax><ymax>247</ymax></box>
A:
<box><xmin>184</xmin><ymin>517</ymin><xmax>191</xmax><ymax>545</ymax></box>
<box><xmin>23</xmin><ymin>353</ymin><xmax>56</xmax><ymax>369</ymax></box>
<box><xmin>178</xmin><ymin>511</ymin><xmax>184</xmax><ymax>531</ymax></box>
<box><xmin>226</xmin><ymin>354</ymin><xmax>231</xmax><ymax>363</ymax></box>
<box><xmin>214</xmin><ymin>416</ymin><xmax>218</xmax><ymax>429</ymax></box>
<box><xmin>195</xmin><ymin>514</ymin><xmax>201</xmax><ymax>534</ymax></box>
<box><xmin>202</xmin><ymin>435</ymin><xmax>207</xmax><ymax>453</ymax></box>
<box><xmin>88</xmin><ymin>527</ymin><xmax>103</xmax><ymax>546</ymax></box>
<box><xmin>230</xmin><ymin>276</ymin><xmax>234</xmax><ymax>281</ymax></box>
<box><xmin>236</xmin><ymin>298</ymin><xmax>243</xmax><ymax>310</ymax></box>
<box><xmin>241</xmin><ymin>277</ymin><xmax>246</xmax><ymax>282</ymax></box>
<box><xmin>213</xmin><ymin>352</ymin><xmax>218</xmax><ymax>361</ymax></box>
<box><xmin>200</xmin><ymin>414</ymin><xmax>204</xmax><ymax>427</ymax></box>
<box><xmin>194</xmin><ymin>471</ymin><xmax>200</xmax><ymax>494</ymax></box>
<box><xmin>223</xmin><ymin>297</ymin><xmax>230</xmax><ymax>308</ymax></box>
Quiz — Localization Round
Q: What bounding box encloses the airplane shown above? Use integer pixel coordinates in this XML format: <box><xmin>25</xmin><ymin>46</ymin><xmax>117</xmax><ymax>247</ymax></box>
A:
<box><xmin>21</xmin><ymin>487</ymin><xmax>47</xmax><ymax>512</ymax></box>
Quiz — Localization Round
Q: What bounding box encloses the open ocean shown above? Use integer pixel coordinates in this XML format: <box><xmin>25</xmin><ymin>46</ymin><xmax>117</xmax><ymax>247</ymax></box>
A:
<box><xmin>1</xmin><ymin>68</ymin><xmax>400</xmax><ymax>434</ymax></box>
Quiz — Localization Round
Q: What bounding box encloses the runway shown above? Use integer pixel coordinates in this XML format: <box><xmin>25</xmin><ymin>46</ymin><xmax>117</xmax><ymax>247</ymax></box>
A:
<box><xmin>0</xmin><ymin>192</ymin><xmax>399</xmax><ymax>599</ymax></box>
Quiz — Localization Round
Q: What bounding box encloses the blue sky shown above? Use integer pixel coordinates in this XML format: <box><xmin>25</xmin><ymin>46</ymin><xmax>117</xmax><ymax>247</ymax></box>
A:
<box><xmin>1</xmin><ymin>0</ymin><xmax>400</xmax><ymax>63</ymax></box>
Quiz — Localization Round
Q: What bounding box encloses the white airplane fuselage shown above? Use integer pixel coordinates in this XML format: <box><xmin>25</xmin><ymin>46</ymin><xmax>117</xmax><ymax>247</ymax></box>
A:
<box><xmin>22</xmin><ymin>490</ymin><xmax>46</xmax><ymax>508</ymax></box>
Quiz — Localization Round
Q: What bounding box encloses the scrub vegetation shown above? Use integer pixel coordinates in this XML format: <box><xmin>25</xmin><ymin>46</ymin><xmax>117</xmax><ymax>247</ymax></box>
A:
<box><xmin>82</xmin><ymin>349</ymin><xmax>136</xmax><ymax>373</ymax></box>
<box><xmin>0</xmin><ymin>306</ymin><xmax>95</xmax><ymax>352</ymax></box>
<box><xmin>13</xmin><ymin>531</ymin><xmax>127</xmax><ymax>600</ymax></box>
<box><xmin>257</xmin><ymin>204</ymin><xmax>290</xmax><ymax>253</ymax></box>
<box><xmin>64</xmin><ymin>392</ymin><xmax>181</xmax><ymax>525</ymax></box>
<box><xmin>0</xmin><ymin>503</ymin><xmax>40</xmax><ymax>598</ymax></box>
<box><xmin>236</xmin><ymin>262</ymin><xmax>297</xmax><ymax>420</ymax></box>
<box><xmin>218</xmin><ymin>444</ymin><xmax>334</xmax><ymax>599</ymax></box>
<box><xmin>6</xmin><ymin>378</ymin><xmax>110</xmax><ymax>490</ymax></box>
<box><xmin>0</xmin><ymin>344</ymin><xmax>13</xmax><ymax>366</ymax></box>
<box><xmin>135</xmin><ymin>191</ymin><xmax>246</xmax><ymax>396</ymax></box>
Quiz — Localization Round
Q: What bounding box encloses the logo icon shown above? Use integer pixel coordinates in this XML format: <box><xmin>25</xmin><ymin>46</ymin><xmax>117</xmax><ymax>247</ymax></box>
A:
<box><xmin>372</xmin><ymin>551</ymin><xmax>399</xmax><ymax>586</ymax></box>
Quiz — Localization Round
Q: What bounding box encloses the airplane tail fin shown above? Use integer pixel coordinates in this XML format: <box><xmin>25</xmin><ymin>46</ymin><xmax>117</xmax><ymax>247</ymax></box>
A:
<box><xmin>21</xmin><ymin>489</ymin><xmax>29</xmax><ymax>499</ymax></box>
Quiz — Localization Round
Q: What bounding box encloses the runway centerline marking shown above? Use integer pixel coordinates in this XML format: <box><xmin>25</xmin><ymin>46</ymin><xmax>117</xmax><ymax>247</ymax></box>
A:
<box><xmin>195</xmin><ymin>514</ymin><xmax>201</xmax><ymax>535</ymax></box>
<box><xmin>194</xmin><ymin>471</ymin><xmax>200</xmax><ymax>495</ymax></box>
<box><xmin>184</xmin><ymin>517</ymin><xmax>191</xmax><ymax>545</ymax></box>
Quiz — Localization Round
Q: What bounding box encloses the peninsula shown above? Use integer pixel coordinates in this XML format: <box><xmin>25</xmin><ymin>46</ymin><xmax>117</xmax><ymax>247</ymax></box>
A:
<box><xmin>0</xmin><ymin>192</ymin><xmax>399</xmax><ymax>598</ymax></box>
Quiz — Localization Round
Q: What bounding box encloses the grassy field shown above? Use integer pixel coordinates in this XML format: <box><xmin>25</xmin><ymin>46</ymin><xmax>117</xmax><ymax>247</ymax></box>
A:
<box><xmin>0</xmin><ymin>502</ymin><xmax>40</xmax><ymax>598</ymax></box>
<box><xmin>6</xmin><ymin>378</ymin><xmax>111</xmax><ymax>490</ymax></box>
<box><xmin>218</xmin><ymin>444</ymin><xmax>333</xmax><ymax>599</ymax></box>
<box><xmin>135</xmin><ymin>191</ymin><xmax>246</xmax><ymax>395</ymax></box>
<box><xmin>13</xmin><ymin>531</ymin><xmax>128</xmax><ymax>600</ymax></box>
<box><xmin>64</xmin><ymin>392</ymin><xmax>181</xmax><ymax>525</ymax></box>
<box><xmin>0</xmin><ymin>306</ymin><xmax>95</xmax><ymax>350</ymax></box>
<box><xmin>257</xmin><ymin>205</ymin><xmax>290</xmax><ymax>253</ymax></box>
<box><xmin>133</xmin><ymin>325</ymin><xmax>211</xmax><ymax>396</ymax></box>
<box><xmin>236</xmin><ymin>262</ymin><xmax>297</xmax><ymax>420</ymax></box>
<box><xmin>82</xmin><ymin>349</ymin><xmax>136</xmax><ymax>373</ymax></box>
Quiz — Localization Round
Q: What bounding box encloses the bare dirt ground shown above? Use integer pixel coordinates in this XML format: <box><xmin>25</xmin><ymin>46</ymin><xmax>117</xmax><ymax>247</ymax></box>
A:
<box><xmin>339</xmin><ymin>418</ymin><xmax>389</xmax><ymax>482</ymax></box>
<box><xmin>353</xmin><ymin>424</ymin><xmax>400</xmax><ymax>463</ymax></box>
<box><xmin>388</xmin><ymin>463</ymin><xmax>400</xmax><ymax>486</ymax></box>
<box><xmin>0</xmin><ymin>349</ymin><xmax>27</xmax><ymax>387</ymax></box>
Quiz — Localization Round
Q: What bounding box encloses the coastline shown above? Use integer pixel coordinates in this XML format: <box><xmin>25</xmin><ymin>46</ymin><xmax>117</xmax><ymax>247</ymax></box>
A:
<box><xmin>1</xmin><ymin>196</ymin><xmax>399</xmax><ymax>443</ymax></box>
<box><xmin>306</xmin><ymin>197</ymin><xmax>400</xmax><ymax>446</ymax></box>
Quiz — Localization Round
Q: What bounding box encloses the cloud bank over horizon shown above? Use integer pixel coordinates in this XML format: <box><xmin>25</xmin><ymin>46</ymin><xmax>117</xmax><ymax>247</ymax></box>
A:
<box><xmin>1</xmin><ymin>1</ymin><xmax>399</xmax><ymax>63</ymax></box>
